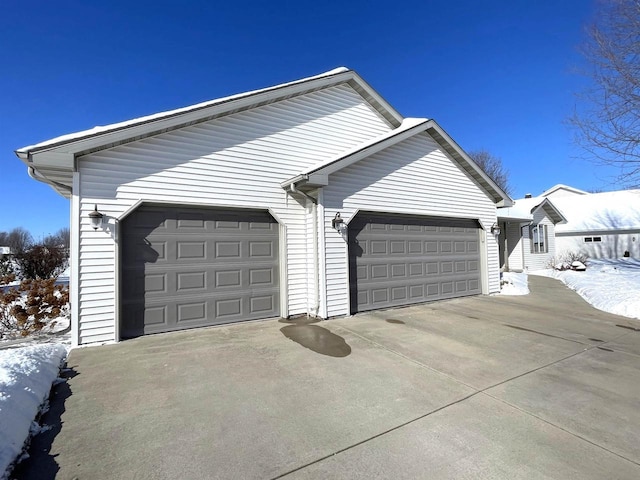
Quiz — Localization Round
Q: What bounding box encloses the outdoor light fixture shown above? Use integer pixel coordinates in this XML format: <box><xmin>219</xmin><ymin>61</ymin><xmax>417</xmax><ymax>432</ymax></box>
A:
<box><xmin>332</xmin><ymin>212</ymin><xmax>344</xmax><ymax>230</ymax></box>
<box><xmin>89</xmin><ymin>204</ymin><xmax>104</xmax><ymax>230</ymax></box>
<box><xmin>490</xmin><ymin>223</ymin><xmax>501</xmax><ymax>236</ymax></box>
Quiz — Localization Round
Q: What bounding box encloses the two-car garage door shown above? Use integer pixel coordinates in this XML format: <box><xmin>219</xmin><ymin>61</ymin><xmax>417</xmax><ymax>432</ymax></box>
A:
<box><xmin>348</xmin><ymin>213</ymin><xmax>482</xmax><ymax>313</ymax></box>
<box><xmin>120</xmin><ymin>205</ymin><xmax>279</xmax><ymax>338</ymax></box>
<box><xmin>120</xmin><ymin>206</ymin><xmax>482</xmax><ymax>337</ymax></box>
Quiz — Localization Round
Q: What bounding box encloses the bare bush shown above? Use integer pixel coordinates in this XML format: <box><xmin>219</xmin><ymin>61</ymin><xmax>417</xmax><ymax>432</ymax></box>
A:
<box><xmin>0</xmin><ymin>277</ymin><xmax>69</xmax><ymax>338</ymax></box>
<box><xmin>546</xmin><ymin>251</ymin><xmax>589</xmax><ymax>271</ymax></box>
<box><xmin>15</xmin><ymin>245</ymin><xmax>68</xmax><ymax>280</ymax></box>
<box><xmin>0</xmin><ymin>255</ymin><xmax>14</xmax><ymax>278</ymax></box>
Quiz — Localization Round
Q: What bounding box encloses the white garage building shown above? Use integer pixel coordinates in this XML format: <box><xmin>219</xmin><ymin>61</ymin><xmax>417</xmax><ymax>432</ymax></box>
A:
<box><xmin>16</xmin><ymin>68</ymin><xmax>511</xmax><ymax>346</ymax></box>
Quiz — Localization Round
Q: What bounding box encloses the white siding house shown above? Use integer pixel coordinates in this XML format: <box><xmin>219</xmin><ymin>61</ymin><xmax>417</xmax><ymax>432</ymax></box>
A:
<box><xmin>498</xmin><ymin>196</ymin><xmax>566</xmax><ymax>271</ymax></box>
<box><xmin>16</xmin><ymin>68</ymin><xmax>511</xmax><ymax>346</ymax></box>
<box><xmin>547</xmin><ymin>189</ymin><xmax>640</xmax><ymax>259</ymax></box>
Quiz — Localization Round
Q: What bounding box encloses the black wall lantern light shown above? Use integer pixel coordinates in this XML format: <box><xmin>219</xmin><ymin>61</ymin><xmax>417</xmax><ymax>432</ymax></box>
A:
<box><xmin>332</xmin><ymin>212</ymin><xmax>344</xmax><ymax>231</ymax></box>
<box><xmin>89</xmin><ymin>204</ymin><xmax>104</xmax><ymax>230</ymax></box>
<box><xmin>490</xmin><ymin>223</ymin><xmax>501</xmax><ymax>236</ymax></box>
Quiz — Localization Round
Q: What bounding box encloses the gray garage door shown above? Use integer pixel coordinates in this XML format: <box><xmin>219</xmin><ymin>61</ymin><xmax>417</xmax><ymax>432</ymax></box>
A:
<box><xmin>121</xmin><ymin>205</ymin><xmax>279</xmax><ymax>338</ymax></box>
<box><xmin>349</xmin><ymin>213</ymin><xmax>481</xmax><ymax>313</ymax></box>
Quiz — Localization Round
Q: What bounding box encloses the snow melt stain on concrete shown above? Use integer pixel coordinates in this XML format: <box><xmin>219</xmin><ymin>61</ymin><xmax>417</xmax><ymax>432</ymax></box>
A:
<box><xmin>0</xmin><ymin>344</ymin><xmax>67</xmax><ymax>479</ymax></box>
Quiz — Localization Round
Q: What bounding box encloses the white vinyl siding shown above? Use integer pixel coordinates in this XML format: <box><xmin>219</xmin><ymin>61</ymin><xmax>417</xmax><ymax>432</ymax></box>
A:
<box><xmin>505</xmin><ymin>222</ymin><xmax>525</xmax><ymax>271</ymax></box>
<box><xmin>556</xmin><ymin>232</ymin><xmax>640</xmax><ymax>259</ymax></box>
<box><xmin>321</xmin><ymin>132</ymin><xmax>499</xmax><ymax>317</ymax></box>
<box><xmin>522</xmin><ymin>210</ymin><xmax>556</xmax><ymax>271</ymax></box>
<box><xmin>76</xmin><ymin>84</ymin><xmax>392</xmax><ymax>344</ymax></box>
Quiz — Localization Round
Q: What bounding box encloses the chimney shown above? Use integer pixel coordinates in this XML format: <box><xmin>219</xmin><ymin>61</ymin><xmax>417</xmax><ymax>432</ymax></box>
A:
<box><xmin>525</xmin><ymin>193</ymin><xmax>532</xmax><ymax>198</ymax></box>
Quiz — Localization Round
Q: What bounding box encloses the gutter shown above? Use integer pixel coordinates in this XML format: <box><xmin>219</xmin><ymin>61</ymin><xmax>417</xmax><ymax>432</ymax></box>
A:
<box><xmin>28</xmin><ymin>166</ymin><xmax>72</xmax><ymax>195</ymax></box>
<box><xmin>288</xmin><ymin>182</ymin><xmax>316</xmax><ymax>205</ymax></box>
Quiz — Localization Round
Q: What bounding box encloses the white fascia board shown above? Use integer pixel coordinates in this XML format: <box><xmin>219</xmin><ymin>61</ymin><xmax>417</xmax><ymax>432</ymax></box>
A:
<box><xmin>29</xmin><ymin>151</ymin><xmax>75</xmax><ymax>169</ymax></box>
<box><xmin>17</xmin><ymin>67</ymin><xmax>404</xmax><ymax>160</ymax></box>
<box><xmin>497</xmin><ymin>214</ymin><xmax>532</xmax><ymax>222</ymax></box>
<box><xmin>19</xmin><ymin>73</ymin><xmax>350</xmax><ymax>157</ymax></box>
<box><xmin>533</xmin><ymin>199</ymin><xmax>567</xmax><ymax>224</ymax></box>
<box><xmin>424</xmin><ymin>121</ymin><xmax>514</xmax><ymax>207</ymax></box>
<box><xmin>289</xmin><ymin>118</ymin><xmax>430</xmax><ymax>182</ymax></box>
<box><xmin>346</xmin><ymin>71</ymin><xmax>403</xmax><ymax>127</ymax></box>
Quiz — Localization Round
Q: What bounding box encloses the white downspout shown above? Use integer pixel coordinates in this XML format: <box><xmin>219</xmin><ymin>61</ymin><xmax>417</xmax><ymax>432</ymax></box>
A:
<box><xmin>312</xmin><ymin>201</ymin><xmax>320</xmax><ymax>316</ymax></box>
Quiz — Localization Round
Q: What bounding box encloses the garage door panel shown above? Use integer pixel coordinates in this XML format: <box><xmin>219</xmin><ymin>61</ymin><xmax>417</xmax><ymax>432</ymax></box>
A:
<box><xmin>349</xmin><ymin>213</ymin><xmax>481</xmax><ymax>313</ymax></box>
<box><xmin>121</xmin><ymin>206</ymin><xmax>279</xmax><ymax>338</ymax></box>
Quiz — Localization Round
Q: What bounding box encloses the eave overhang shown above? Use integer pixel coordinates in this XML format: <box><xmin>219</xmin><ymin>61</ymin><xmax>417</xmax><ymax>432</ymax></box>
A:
<box><xmin>533</xmin><ymin>198</ymin><xmax>567</xmax><ymax>224</ymax></box>
<box><xmin>283</xmin><ymin>118</ymin><xmax>514</xmax><ymax>207</ymax></box>
<box><xmin>15</xmin><ymin>67</ymin><xmax>403</xmax><ymax>198</ymax></box>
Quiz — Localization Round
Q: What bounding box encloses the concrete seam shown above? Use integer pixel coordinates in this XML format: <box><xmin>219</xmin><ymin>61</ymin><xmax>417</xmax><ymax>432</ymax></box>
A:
<box><xmin>271</xmin><ymin>325</ymin><xmax>640</xmax><ymax>480</ymax></box>
<box><xmin>481</xmin><ymin>392</ymin><xmax>640</xmax><ymax>467</ymax></box>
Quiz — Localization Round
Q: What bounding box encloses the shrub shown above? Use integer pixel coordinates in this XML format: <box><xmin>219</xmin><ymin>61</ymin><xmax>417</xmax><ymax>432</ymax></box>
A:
<box><xmin>15</xmin><ymin>245</ymin><xmax>68</xmax><ymax>280</ymax></box>
<box><xmin>546</xmin><ymin>251</ymin><xmax>589</xmax><ymax>271</ymax></box>
<box><xmin>0</xmin><ymin>277</ymin><xmax>69</xmax><ymax>338</ymax></box>
<box><xmin>0</xmin><ymin>255</ymin><xmax>14</xmax><ymax>278</ymax></box>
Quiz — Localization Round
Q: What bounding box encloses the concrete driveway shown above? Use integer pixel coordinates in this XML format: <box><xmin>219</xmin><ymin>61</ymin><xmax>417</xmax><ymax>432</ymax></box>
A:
<box><xmin>15</xmin><ymin>276</ymin><xmax>640</xmax><ymax>479</ymax></box>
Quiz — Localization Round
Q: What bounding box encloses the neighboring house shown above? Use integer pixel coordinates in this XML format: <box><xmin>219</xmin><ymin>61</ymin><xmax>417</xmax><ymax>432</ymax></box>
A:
<box><xmin>540</xmin><ymin>184</ymin><xmax>588</xmax><ymax>200</ymax></box>
<box><xmin>0</xmin><ymin>247</ymin><xmax>12</xmax><ymax>256</ymax></box>
<box><xmin>497</xmin><ymin>196</ymin><xmax>566</xmax><ymax>271</ymax></box>
<box><xmin>16</xmin><ymin>67</ymin><xmax>511</xmax><ymax>347</ymax></box>
<box><xmin>541</xmin><ymin>188</ymin><xmax>640</xmax><ymax>259</ymax></box>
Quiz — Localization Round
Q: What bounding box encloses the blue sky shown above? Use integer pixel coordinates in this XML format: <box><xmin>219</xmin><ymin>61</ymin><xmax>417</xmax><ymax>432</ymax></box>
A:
<box><xmin>2</xmin><ymin>0</ymin><xmax>604</xmax><ymax>239</ymax></box>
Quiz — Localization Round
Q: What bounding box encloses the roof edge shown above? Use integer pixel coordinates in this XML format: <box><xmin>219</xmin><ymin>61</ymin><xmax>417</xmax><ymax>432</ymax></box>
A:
<box><xmin>17</xmin><ymin>67</ymin><xmax>403</xmax><ymax>157</ymax></box>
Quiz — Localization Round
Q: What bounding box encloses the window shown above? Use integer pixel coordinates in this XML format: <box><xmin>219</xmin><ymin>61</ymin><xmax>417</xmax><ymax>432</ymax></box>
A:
<box><xmin>584</xmin><ymin>237</ymin><xmax>602</xmax><ymax>243</ymax></box>
<box><xmin>530</xmin><ymin>224</ymin><xmax>548</xmax><ymax>253</ymax></box>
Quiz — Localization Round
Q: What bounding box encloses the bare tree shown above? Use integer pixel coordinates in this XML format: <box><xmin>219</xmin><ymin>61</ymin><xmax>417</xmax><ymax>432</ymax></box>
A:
<box><xmin>55</xmin><ymin>227</ymin><xmax>71</xmax><ymax>250</ymax></box>
<box><xmin>6</xmin><ymin>227</ymin><xmax>33</xmax><ymax>254</ymax></box>
<box><xmin>570</xmin><ymin>0</ymin><xmax>640</xmax><ymax>186</ymax></box>
<box><xmin>467</xmin><ymin>149</ymin><xmax>511</xmax><ymax>195</ymax></box>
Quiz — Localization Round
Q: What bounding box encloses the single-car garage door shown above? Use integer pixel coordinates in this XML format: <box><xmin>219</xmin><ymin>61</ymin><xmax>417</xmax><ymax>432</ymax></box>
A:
<box><xmin>349</xmin><ymin>213</ymin><xmax>481</xmax><ymax>313</ymax></box>
<box><xmin>120</xmin><ymin>205</ymin><xmax>279</xmax><ymax>338</ymax></box>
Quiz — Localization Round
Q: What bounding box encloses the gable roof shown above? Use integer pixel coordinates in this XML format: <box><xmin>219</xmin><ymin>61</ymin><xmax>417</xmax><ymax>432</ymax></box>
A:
<box><xmin>552</xmin><ymin>189</ymin><xmax>640</xmax><ymax>233</ymax></box>
<box><xmin>282</xmin><ymin>117</ymin><xmax>512</xmax><ymax>206</ymax></box>
<box><xmin>15</xmin><ymin>67</ymin><xmax>512</xmax><ymax>206</ymax></box>
<box><xmin>498</xmin><ymin>196</ymin><xmax>566</xmax><ymax>224</ymax></box>
<box><xmin>540</xmin><ymin>184</ymin><xmax>588</xmax><ymax>198</ymax></box>
<box><xmin>15</xmin><ymin>67</ymin><xmax>403</xmax><ymax>197</ymax></box>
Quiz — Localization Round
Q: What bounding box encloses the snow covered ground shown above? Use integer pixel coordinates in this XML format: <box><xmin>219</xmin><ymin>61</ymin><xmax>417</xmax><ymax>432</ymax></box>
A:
<box><xmin>0</xmin><ymin>344</ymin><xmax>67</xmax><ymax>479</ymax></box>
<box><xmin>498</xmin><ymin>271</ymin><xmax>530</xmax><ymax>296</ymax></box>
<box><xmin>532</xmin><ymin>258</ymin><xmax>640</xmax><ymax>320</ymax></box>
<box><xmin>0</xmin><ymin>258</ymin><xmax>638</xmax><ymax>478</ymax></box>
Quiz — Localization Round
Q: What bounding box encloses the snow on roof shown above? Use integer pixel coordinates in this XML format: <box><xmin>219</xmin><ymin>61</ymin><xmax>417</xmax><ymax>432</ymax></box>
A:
<box><xmin>17</xmin><ymin>67</ymin><xmax>351</xmax><ymax>154</ymax></box>
<box><xmin>541</xmin><ymin>184</ymin><xmax>588</xmax><ymax>198</ymax></box>
<box><xmin>498</xmin><ymin>195</ymin><xmax>566</xmax><ymax>223</ymax></box>
<box><xmin>553</xmin><ymin>189</ymin><xmax>640</xmax><ymax>232</ymax></box>
<box><xmin>497</xmin><ymin>196</ymin><xmax>545</xmax><ymax>221</ymax></box>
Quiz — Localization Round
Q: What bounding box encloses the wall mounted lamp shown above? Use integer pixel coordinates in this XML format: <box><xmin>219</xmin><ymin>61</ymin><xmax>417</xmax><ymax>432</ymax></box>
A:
<box><xmin>89</xmin><ymin>204</ymin><xmax>104</xmax><ymax>230</ymax></box>
<box><xmin>332</xmin><ymin>212</ymin><xmax>344</xmax><ymax>231</ymax></box>
<box><xmin>490</xmin><ymin>223</ymin><xmax>501</xmax><ymax>236</ymax></box>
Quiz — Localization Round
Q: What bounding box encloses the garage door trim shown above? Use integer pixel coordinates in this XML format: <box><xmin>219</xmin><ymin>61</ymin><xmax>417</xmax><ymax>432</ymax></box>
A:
<box><xmin>117</xmin><ymin>202</ymin><xmax>286</xmax><ymax>339</ymax></box>
<box><xmin>348</xmin><ymin>211</ymin><xmax>483</xmax><ymax>314</ymax></box>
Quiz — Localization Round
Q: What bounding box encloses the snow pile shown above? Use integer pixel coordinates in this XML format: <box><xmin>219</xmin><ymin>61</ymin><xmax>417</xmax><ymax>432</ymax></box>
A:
<box><xmin>498</xmin><ymin>271</ymin><xmax>530</xmax><ymax>295</ymax></box>
<box><xmin>0</xmin><ymin>344</ymin><xmax>67</xmax><ymax>478</ymax></box>
<box><xmin>534</xmin><ymin>258</ymin><xmax>640</xmax><ymax>319</ymax></box>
